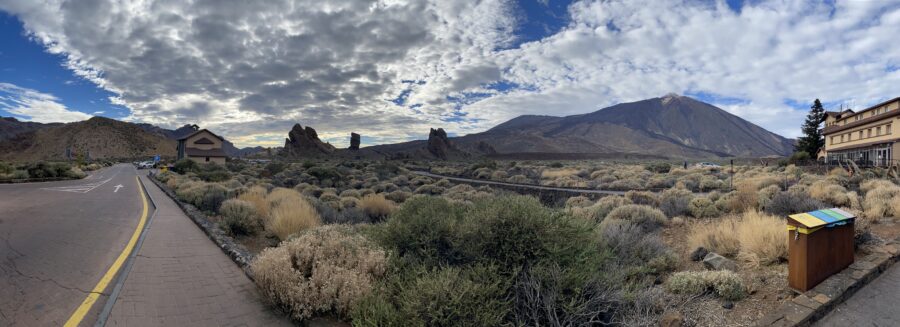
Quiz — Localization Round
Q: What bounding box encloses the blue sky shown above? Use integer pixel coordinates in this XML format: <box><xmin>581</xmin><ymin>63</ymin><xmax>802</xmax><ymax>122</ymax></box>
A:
<box><xmin>1</xmin><ymin>0</ymin><xmax>898</xmax><ymax>147</ymax></box>
<box><xmin>0</xmin><ymin>12</ymin><xmax>129</xmax><ymax>121</ymax></box>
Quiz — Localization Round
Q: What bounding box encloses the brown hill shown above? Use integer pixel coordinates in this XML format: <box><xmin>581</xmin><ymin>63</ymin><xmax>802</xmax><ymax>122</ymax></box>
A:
<box><xmin>0</xmin><ymin>116</ymin><xmax>176</xmax><ymax>161</ymax></box>
<box><xmin>449</xmin><ymin>94</ymin><xmax>794</xmax><ymax>158</ymax></box>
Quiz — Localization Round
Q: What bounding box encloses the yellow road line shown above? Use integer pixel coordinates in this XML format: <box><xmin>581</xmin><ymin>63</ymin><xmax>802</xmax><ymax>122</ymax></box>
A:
<box><xmin>64</xmin><ymin>176</ymin><xmax>148</xmax><ymax>327</ymax></box>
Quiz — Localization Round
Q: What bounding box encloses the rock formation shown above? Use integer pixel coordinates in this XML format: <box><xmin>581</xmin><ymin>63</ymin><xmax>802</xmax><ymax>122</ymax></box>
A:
<box><xmin>282</xmin><ymin>124</ymin><xmax>335</xmax><ymax>157</ymax></box>
<box><xmin>349</xmin><ymin>132</ymin><xmax>360</xmax><ymax>150</ymax></box>
<box><xmin>426</xmin><ymin>128</ymin><xmax>451</xmax><ymax>159</ymax></box>
<box><xmin>474</xmin><ymin>141</ymin><xmax>496</xmax><ymax>155</ymax></box>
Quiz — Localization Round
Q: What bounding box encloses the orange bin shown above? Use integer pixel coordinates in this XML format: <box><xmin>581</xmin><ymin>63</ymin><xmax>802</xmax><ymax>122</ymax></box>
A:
<box><xmin>787</xmin><ymin>208</ymin><xmax>856</xmax><ymax>292</ymax></box>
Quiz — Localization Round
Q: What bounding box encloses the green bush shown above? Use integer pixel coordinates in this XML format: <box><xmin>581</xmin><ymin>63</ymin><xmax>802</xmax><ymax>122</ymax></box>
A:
<box><xmin>644</xmin><ymin>162</ymin><xmax>671</xmax><ymax>174</ymax></box>
<box><xmin>172</xmin><ymin>158</ymin><xmax>198</xmax><ymax>174</ymax></box>
<box><xmin>262</xmin><ymin>161</ymin><xmax>286</xmax><ymax>177</ymax></box>
<box><xmin>354</xmin><ymin>265</ymin><xmax>509</xmax><ymax>326</ymax></box>
<box><xmin>356</xmin><ymin>195</ymin><xmax>610</xmax><ymax>325</ymax></box>
<box><xmin>307</xmin><ymin>166</ymin><xmax>342</xmax><ymax>182</ymax></box>
<box><xmin>219</xmin><ymin>199</ymin><xmax>259</xmax><ymax>235</ymax></box>
<box><xmin>0</xmin><ymin>162</ymin><xmax>13</xmax><ymax>175</ymax></box>
<box><xmin>625</xmin><ymin>190</ymin><xmax>659</xmax><ymax>206</ymax></box>
<box><xmin>196</xmin><ymin>163</ymin><xmax>231</xmax><ymax>182</ymax></box>
<box><xmin>689</xmin><ymin>197</ymin><xmax>720</xmax><ymax>218</ymax></box>
<box><xmin>25</xmin><ymin>162</ymin><xmax>74</xmax><ymax>178</ymax></box>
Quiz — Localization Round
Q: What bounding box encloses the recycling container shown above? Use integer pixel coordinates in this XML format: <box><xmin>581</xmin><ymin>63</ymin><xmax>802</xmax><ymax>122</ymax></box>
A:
<box><xmin>787</xmin><ymin>208</ymin><xmax>856</xmax><ymax>292</ymax></box>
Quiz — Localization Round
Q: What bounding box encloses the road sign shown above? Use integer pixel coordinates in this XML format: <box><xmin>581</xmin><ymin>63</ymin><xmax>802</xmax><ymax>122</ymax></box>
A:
<box><xmin>154</xmin><ymin>155</ymin><xmax>160</xmax><ymax>162</ymax></box>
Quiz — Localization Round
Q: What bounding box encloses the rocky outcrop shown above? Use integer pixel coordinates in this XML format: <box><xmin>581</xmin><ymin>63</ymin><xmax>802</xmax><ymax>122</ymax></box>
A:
<box><xmin>427</xmin><ymin>128</ymin><xmax>451</xmax><ymax>159</ymax></box>
<box><xmin>702</xmin><ymin>252</ymin><xmax>738</xmax><ymax>272</ymax></box>
<box><xmin>349</xmin><ymin>132</ymin><xmax>360</xmax><ymax>150</ymax></box>
<box><xmin>281</xmin><ymin>124</ymin><xmax>334</xmax><ymax>157</ymax></box>
<box><xmin>474</xmin><ymin>141</ymin><xmax>496</xmax><ymax>155</ymax></box>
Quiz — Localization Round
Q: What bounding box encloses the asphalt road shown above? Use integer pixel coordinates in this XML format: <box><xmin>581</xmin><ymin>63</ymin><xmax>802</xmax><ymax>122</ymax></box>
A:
<box><xmin>0</xmin><ymin>164</ymin><xmax>148</xmax><ymax>326</ymax></box>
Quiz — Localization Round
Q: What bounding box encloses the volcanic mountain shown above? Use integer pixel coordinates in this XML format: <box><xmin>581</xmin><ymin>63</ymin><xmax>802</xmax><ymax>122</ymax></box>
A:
<box><xmin>446</xmin><ymin>94</ymin><xmax>795</xmax><ymax>158</ymax></box>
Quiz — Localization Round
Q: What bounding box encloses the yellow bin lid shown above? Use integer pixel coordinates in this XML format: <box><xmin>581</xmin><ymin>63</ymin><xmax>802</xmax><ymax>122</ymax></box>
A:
<box><xmin>788</xmin><ymin>208</ymin><xmax>856</xmax><ymax>230</ymax></box>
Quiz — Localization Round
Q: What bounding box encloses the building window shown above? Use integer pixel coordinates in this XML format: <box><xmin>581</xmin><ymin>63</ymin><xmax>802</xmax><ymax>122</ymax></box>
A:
<box><xmin>888</xmin><ymin>124</ymin><xmax>892</xmax><ymax>134</ymax></box>
<box><xmin>841</xmin><ymin>134</ymin><xmax>845</xmax><ymax>142</ymax></box>
<box><xmin>877</xmin><ymin>126</ymin><xmax>882</xmax><ymax>135</ymax></box>
<box><xmin>831</xmin><ymin>136</ymin><xmax>836</xmax><ymax>144</ymax></box>
<box><xmin>205</xmin><ymin>157</ymin><xmax>210</xmax><ymax>162</ymax></box>
<box><xmin>859</xmin><ymin>131</ymin><xmax>864</xmax><ymax>139</ymax></box>
<box><xmin>868</xmin><ymin>129</ymin><xmax>872</xmax><ymax>137</ymax></box>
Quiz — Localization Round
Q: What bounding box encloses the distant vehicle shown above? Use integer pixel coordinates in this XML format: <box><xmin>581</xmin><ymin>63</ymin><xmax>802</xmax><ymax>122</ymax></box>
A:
<box><xmin>695</xmin><ymin>162</ymin><xmax>722</xmax><ymax>168</ymax></box>
<box><xmin>136</xmin><ymin>161</ymin><xmax>155</xmax><ymax>169</ymax></box>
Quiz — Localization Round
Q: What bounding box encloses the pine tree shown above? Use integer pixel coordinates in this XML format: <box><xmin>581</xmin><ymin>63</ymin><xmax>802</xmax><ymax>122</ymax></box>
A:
<box><xmin>795</xmin><ymin>99</ymin><xmax>825</xmax><ymax>157</ymax></box>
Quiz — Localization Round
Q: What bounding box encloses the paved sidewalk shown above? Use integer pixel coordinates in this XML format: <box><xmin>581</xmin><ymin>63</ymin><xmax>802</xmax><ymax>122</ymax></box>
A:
<box><xmin>105</xmin><ymin>176</ymin><xmax>291</xmax><ymax>326</ymax></box>
<box><xmin>815</xmin><ymin>262</ymin><xmax>900</xmax><ymax>326</ymax></box>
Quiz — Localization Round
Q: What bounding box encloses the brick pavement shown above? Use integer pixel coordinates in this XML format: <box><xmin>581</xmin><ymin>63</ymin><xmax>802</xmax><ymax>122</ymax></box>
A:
<box><xmin>815</xmin><ymin>262</ymin><xmax>900</xmax><ymax>326</ymax></box>
<box><xmin>105</xmin><ymin>176</ymin><xmax>291</xmax><ymax>326</ymax></box>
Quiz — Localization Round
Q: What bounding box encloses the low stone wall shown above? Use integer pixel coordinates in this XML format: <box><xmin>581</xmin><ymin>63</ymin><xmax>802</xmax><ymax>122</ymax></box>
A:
<box><xmin>756</xmin><ymin>239</ymin><xmax>900</xmax><ymax>326</ymax></box>
<box><xmin>148</xmin><ymin>176</ymin><xmax>257</xmax><ymax>278</ymax></box>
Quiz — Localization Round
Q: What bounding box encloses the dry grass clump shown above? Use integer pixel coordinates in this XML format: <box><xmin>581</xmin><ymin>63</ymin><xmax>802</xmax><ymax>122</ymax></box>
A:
<box><xmin>729</xmin><ymin>182</ymin><xmax>759</xmax><ymax>213</ymax></box>
<box><xmin>601</xmin><ymin>204</ymin><xmax>667</xmax><ymax>231</ymax></box>
<box><xmin>268</xmin><ymin>189</ymin><xmax>322</xmax><ymax>240</ymax></box>
<box><xmin>862</xmin><ymin>179</ymin><xmax>900</xmax><ymax>221</ymax></box>
<box><xmin>414</xmin><ymin>184</ymin><xmax>446</xmax><ymax>195</ymax></box>
<box><xmin>735</xmin><ymin>211</ymin><xmax>788</xmax><ymax>267</ymax></box>
<box><xmin>384</xmin><ymin>190</ymin><xmax>412</xmax><ymax>204</ymax></box>
<box><xmin>687</xmin><ymin>211</ymin><xmax>786</xmax><ymax>266</ymax></box>
<box><xmin>507</xmin><ymin>174</ymin><xmax>529</xmax><ymax>183</ymax></box>
<box><xmin>808</xmin><ymin>180</ymin><xmax>850</xmax><ymax>206</ymax></box>
<box><xmin>340</xmin><ymin>196</ymin><xmax>360</xmax><ymax>209</ymax></box>
<box><xmin>251</xmin><ymin>225</ymin><xmax>387</xmax><ymax>321</ymax></box>
<box><xmin>666</xmin><ymin>270</ymin><xmax>745</xmax><ymax>300</ymax></box>
<box><xmin>756</xmin><ymin>185</ymin><xmax>781</xmax><ymax>211</ymax></box>
<box><xmin>359</xmin><ymin>194</ymin><xmax>397</xmax><ymax>221</ymax></box>
<box><xmin>238</xmin><ymin>186</ymin><xmax>270</xmax><ymax>220</ymax></box>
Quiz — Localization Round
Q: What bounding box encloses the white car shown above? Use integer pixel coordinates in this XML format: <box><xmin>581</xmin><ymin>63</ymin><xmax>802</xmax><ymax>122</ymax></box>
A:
<box><xmin>137</xmin><ymin>161</ymin><xmax>155</xmax><ymax>169</ymax></box>
<box><xmin>696</xmin><ymin>162</ymin><xmax>722</xmax><ymax>168</ymax></box>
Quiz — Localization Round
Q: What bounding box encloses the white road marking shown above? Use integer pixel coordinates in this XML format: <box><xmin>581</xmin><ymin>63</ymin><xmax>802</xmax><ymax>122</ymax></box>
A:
<box><xmin>42</xmin><ymin>178</ymin><xmax>113</xmax><ymax>194</ymax></box>
<box><xmin>113</xmin><ymin>184</ymin><xmax>123</xmax><ymax>193</ymax></box>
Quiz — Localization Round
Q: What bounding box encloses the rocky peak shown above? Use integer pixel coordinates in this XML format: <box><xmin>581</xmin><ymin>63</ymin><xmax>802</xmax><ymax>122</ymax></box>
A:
<box><xmin>427</xmin><ymin>128</ymin><xmax>451</xmax><ymax>159</ymax></box>
<box><xmin>282</xmin><ymin>123</ymin><xmax>335</xmax><ymax>157</ymax></box>
<box><xmin>349</xmin><ymin>132</ymin><xmax>360</xmax><ymax>150</ymax></box>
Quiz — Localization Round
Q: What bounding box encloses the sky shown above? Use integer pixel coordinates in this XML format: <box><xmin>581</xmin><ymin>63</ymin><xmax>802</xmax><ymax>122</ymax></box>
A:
<box><xmin>0</xmin><ymin>0</ymin><xmax>898</xmax><ymax>148</ymax></box>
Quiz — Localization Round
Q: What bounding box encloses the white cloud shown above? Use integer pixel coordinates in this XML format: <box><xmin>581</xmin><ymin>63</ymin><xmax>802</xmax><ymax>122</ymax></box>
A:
<box><xmin>0</xmin><ymin>82</ymin><xmax>92</xmax><ymax>123</ymax></box>
<box><xmin>0</xmin><ymin>0</ymin><xmax>898</xmax><ymax>143</ymax></box>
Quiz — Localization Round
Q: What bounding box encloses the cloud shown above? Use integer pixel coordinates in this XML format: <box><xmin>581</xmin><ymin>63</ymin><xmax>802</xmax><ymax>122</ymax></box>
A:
<box><xmin>1</xmin><ymin>0</ymin><xmax>898</xmax><ymax>144</ymax></box>
<box><xmin>0</xmin><ymin>82</ymin><xmax>92</xmax><ymax>123</ymax></box>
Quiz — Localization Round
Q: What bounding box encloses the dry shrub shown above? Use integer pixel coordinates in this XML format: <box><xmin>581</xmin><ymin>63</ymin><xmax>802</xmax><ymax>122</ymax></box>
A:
<box><xmin>659</xmin><ymin>187</ymin><xmax>694</xmax><ymax>217</ymax></box>
<box><xmin>626</xmin><ymin>190</ymin><xmax>659</xmax><ymax>206</ymax></box>
<box><xmin>340</xmin><ymin>196</ymin><xmax>360</xmax><ymax>209</ymax></box>
<box><xmin>687</xmin><ymin>211</ymin><xmax>786</xmax><ymax>266</ymax></box>
<box><xmin>541</xmin><ymin>168</ymin><xmax>580</xmax><ymax>179</ymax></box>
<box><xmin>251</xmin><ymin>225</ymin><xmax>387</xmax><ymax>320</ymax></box>
<box><xmin>572</xmin><ymin>196</ymin><xmax>632</xmax><ymax>223</ymax></box>
<box><xmin>689</xmin><ymin>197</ymin><xmax>720</xmax><ymax>218</ymax></box>
<box><xmin>507</xmin><ymin>175</ymin><xmax>529</xmax><ymax>183</ymax></box>
<box><xmin>269</xmin><ymin>190</ymin><xmax>322</xmax><ymax>240</ymax></box>
<box><xmin>565</xmin><ymin>196</ymin><xmax>593</xmax><ymax>208</ymax></box>
<box><xmin>756</xmin><ymin>185</ymin><xmax>781</xmax><ymax>211</ymax></box>
<box><xmin>808</xmin><ymin>181</ymin><xmax>850</xmax><ymax>206</ymax></box>
<box><xmin>219</xmin><ymin>199</ymin><xmax>259</xmax><ymax>235</ymax></box>
<box><xmin>601</xmin><ymin>204</ymin><xmax>667</xmax><ymax>231</ymax></box>
<box><xmin>359</xmin><ymin>194</ymin><xmax>397</xmax><ymax>221</ymax></box>
<box><xmin>238</xmin><ymin>186</ymin><xmax>270</xmax><ymax>220</ymax></box>
<box><xmin>666</xmin><ymin>270</ymin><xmax>745</xmax><ymax>300</ymax></box>
<box><xmin>268</xmin><ymin>187</ymin><xmax>301</xmax><ymax>207</ymax></box>
<box><xmin>384</xmin><ymin>190</ymin><xmax>412</xmax><ymax>204</ymax></box>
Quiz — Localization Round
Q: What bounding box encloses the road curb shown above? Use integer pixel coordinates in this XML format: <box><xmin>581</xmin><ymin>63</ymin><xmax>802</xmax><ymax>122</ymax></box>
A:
<box><xmin>755</xmin><ymin>237</ymin><xmax>900</xmax><ymax>326</ymax></box>
<box><xmin>147</xmin><ymin>176</ymin><xmax>257</xmax><ymax>279</ymax></box>
<box><xmin>94</xmin><ymin>175</ymin><xmax>158</xmax><ymax>327</ymax></box>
